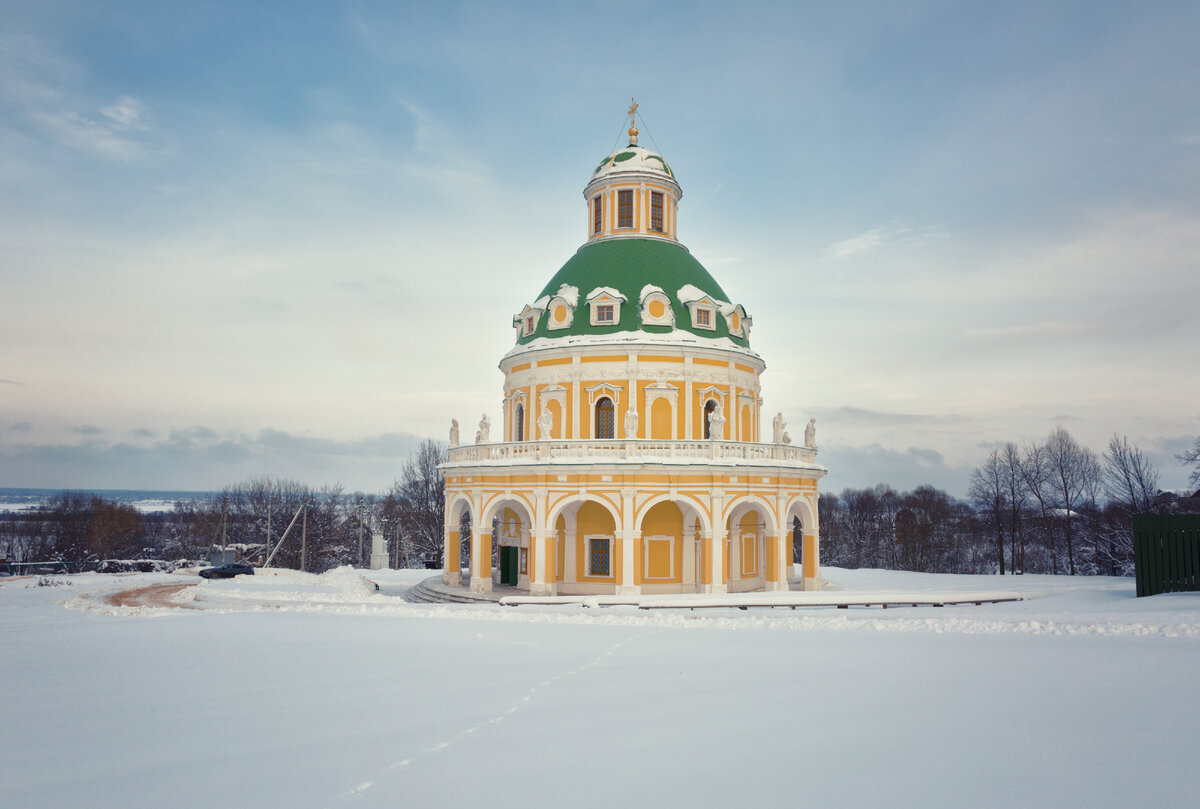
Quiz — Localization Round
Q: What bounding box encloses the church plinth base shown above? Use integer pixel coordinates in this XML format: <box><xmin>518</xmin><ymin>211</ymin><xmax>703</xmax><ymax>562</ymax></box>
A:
<box><xmin>702</xmin><ymin>584</ymin><xmax>729</xmax><ymax>594</ymax></box>
<box><xmin>614</xmin><ymin>584</ymin><xmax>641</xmax><ymax>596</ymax></box>
<box><xmin>529</xmin><ymin>582</ymin><xmax>557</xmax><ymax>597</ymax></box>
<box><xmin>765</xmin><ymin>580</ymin><xmax>788</xmax><ymax>592</ymax></box>
<box><xmin>443</xmin><ymin>570</ymin><xmax>462</xmax><ymax>587</ymax></box>
<box><xmin>803</xmin><ymin>577</ymin><xmax>822</xmax><ymax>591</ymax></box>
<box><xmin>470</xmin><ymin>576</ymin><xmax>493</xmax><ymax>593</ymax></box>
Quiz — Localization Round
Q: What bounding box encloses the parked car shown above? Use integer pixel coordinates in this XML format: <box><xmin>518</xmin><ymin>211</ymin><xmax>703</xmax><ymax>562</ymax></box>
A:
<box><xmin>199</xmin><ymin>563</ymin><xmax>255</xmax><ymax>580</ymax></box>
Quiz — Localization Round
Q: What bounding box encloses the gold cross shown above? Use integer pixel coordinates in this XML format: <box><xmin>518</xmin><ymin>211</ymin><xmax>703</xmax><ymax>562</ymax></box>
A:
<box><xmin>628</xmin><ymin>98</ymin><xmax>638</xmax><ymax>124</ymax></box>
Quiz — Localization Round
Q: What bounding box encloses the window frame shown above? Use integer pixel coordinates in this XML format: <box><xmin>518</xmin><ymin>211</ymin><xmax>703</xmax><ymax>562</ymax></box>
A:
<box><xmin>617</xmin><ymin>189</ymin><xmax>633</xmax><ymax>229</ymax></box>
<box><xmin>586</xmin><ymin>535</ymin><xmax>612</xmax><ymax>577</ymax></box>
<box><xmin>593</xmin><ymin>195</ymin><xmax>603</xmax><ymax>234</ymax></box>
<box><xmin>596</xmin><ymin>303</ymin><xmax>614</xmax><ymax>324</ymax></box>
<box><xmin>594</xmin><ymin>396</ymin><xmax>615</xmax><ymax>439</ymax></box>
<box><xmin>650</xmin><ymin>191</ymin><xmax>663</xmax><ymax>232</ymax></box>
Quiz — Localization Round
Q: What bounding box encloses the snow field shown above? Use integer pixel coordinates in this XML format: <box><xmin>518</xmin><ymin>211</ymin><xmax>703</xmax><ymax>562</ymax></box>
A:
<box><xmin>1</xmin><ymin>567</ymin><xmax>1197</xmax><ymax>809</ymax></box>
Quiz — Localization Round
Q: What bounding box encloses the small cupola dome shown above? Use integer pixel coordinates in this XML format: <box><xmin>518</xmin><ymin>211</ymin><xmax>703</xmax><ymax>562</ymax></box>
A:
<box><xmin>583</xmin><ymin>100</ymin><xmax>683</xmax><ymax>244</ymax></box>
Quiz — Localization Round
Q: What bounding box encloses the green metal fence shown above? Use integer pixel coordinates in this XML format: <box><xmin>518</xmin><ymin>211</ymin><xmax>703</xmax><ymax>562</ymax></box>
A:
<box><xmin>1133</xmin><ymin>514</ymin><xmax>1200</xmax><ymax>597</ymax></box>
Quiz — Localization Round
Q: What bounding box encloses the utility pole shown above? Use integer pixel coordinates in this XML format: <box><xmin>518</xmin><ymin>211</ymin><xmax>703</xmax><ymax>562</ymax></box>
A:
<box><xmin>357</xmin><ymin>497</ymin><xmax>364</xmax><ymax>568</ymax></box>
<box><xmin>301</xmin><ymin>499</ymin><xmax>308</xmax><ymax>573</ymax></box>
<box><xmin>265</xmin><ymin>503</ymin><xmax>272</xmax><ymax>566</ymax></box>
<box><xmin>220</xmin><ymin>495</ymin><xmax>228</xmax><ymax>561</ymax></box>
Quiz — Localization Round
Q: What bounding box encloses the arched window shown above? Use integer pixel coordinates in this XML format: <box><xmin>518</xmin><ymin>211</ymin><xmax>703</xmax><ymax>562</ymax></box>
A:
<box><xmin>595</xmin><ymin>397</ymin><xmax>615</xmax><ymax>439</ymax></box>
<box><xmin>703</xmin><ymin>399</ymin><xmax>717</xmax><ymax>439</ymax></box>
<box><xmin>515</xmin><ymin>403</ymin><xmax>524</xmax><ymax>442</ymax></box>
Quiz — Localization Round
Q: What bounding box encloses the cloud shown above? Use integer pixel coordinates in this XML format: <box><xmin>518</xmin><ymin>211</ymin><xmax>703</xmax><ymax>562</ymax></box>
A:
<box><xmin>817</xmin><ymin>442</ymin><xmax>975</xmax><ymax>497</ymax></box>
<box><xmin>961</xmin><ymin>322</ymin><xmax>1096</xmax><ymax>341</ymax></box>
<box><xmin>100</xmin><ymin>95</ymin><xmax>147</xmax><ymax>131</ymax></box>
<box><xmin>0</xmin><ymin>378</ymin><xmax>23</xmax><ymax>385</ymax></box>
<box><xmin>27</xmin><ymin>107</ymin><xmax>152</xmax><ymax>162</ymax></box>
<box><xmin>813</xmin><ymin>406</ymin><xmax>968</xmax><ymax>426</ymax></box>
<box><xmin>72</xmin><ymin>424</ymin><xmax>103</xmax><ymax>436</ymax></box>
<box><xmin>9</xmin><ymin>421</ymin><xmax>32</xmax><ymax>432</ymax></box>
<box><xmin>0</xmin><ymin>426</ymin><xmax>429</xmax><ymax>491</ymax></box>
<box><xmin>824</xmin><ymin>223</ymin><xmax>945</xmax><ymax>260</ymax></box>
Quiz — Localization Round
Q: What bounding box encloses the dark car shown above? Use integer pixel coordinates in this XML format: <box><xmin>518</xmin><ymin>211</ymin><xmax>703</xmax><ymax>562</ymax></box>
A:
<box><xmin>199</xmin><ymin>563</ymin><xmax>255</xmax><ymax>580</ymax></box>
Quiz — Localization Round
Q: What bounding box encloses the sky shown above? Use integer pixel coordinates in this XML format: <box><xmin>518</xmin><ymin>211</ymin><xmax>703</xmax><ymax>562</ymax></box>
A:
<box><xmin>1</xmin><ymin>0</ymin><xmax>1198</xmax><ymax>496</ymax></box>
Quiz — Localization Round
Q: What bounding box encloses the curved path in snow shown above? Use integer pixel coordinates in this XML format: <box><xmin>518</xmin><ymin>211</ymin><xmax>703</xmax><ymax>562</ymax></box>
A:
<box><xmin>104</xmin><ymin>582</ymin><xmax>199</xmax><ymax>610</ymax></box>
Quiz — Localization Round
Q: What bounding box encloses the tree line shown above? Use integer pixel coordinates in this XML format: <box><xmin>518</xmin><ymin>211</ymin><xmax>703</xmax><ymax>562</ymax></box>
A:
<box><xmin>5</xmin><ymin>430</ymin><xmax>1199</xmax><ymax>577</ymax></box>
<box><xmin>0</xmin><ymin>441</ymin><xmax>448</xmax><ymax>574</ymax></box>
<box><xmin>819</xmin><ymin>428</ymin><xmax>1200</xmax><ymax>576</ymax></box>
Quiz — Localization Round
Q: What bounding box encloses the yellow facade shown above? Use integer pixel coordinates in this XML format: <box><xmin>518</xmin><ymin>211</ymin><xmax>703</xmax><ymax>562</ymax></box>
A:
<box><xmin>440</xmin><ymin>110</ymin><xmax>825</xmax><ymax>596</ymax></box>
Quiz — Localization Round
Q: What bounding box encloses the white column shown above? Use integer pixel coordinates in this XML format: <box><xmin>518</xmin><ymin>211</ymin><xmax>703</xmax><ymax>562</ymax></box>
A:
<box><xmin>442</xmin><ymin>524</ymin><xmax>461</xmax><ymax>587</ymax></box>
<box><xmin>707</xmin><ymin>492</ymin><xmax>727</xmax><ymax>593</ymax></box>
<box><xmin>684</xmin><ymin>358</ymin><xmax>693</xmax><ymax>439</ymax></box>
<box><xmin>571</xmin><ymin>357</ymin><xmax>581</xmax><ymax>439</ymax></box>
<box><xmin>615</xmin><ymin>488</ymin><xmax>640</xmax><ymax>595</ymax></box>
<box><xmin>563</xmin><ymin>527</ymin><xmax>577</xmax><ymax>586</ymax></box>
<box><xmin>682</xmin><ymin>524</ymin><xmax>697</xmax><ymax>593</ymax></box>
<box><xmin>530</xmin><ymin>489</ymin><xmax>554</xmax><ymax>596</ymax></box>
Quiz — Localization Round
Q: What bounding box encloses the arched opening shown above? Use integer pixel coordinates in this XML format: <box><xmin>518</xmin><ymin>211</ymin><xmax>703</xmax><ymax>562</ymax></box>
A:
<box><xmin>577</xmin><ymin>500</ymin><xmax>616</xmax><ymax>582</ymax></box>
<box><xmin>792</xmin><ymin>515</ymin><xmax>803</xmax><ymax>567</ymax></box>
<box><xmin>459</xmin><ymin>509</ymin><xmax>472</xmax><ymax>580</ymax></box>
<box><xmin>639</xmin><ymin>501</ymin><xmax>684</xmax><ymax>588</ymax></box>
<box><xmin>723</xmin><ymin>500</ymin><xmax>773</xmax><ymax>593</ymax></box>
<box><xmin>515</xmin><ymin>403</ymin><xmax>524</xmax><ymax>442</ymax></box>
<box><xmin>595</xmin><ymin>397</ymin><xmax>615</xmax><ymax>439</ymax></box>
<box><xmin>703</xmin><ymin>399</ymin><xmax>717</xmax><ymax>439</ymax></box>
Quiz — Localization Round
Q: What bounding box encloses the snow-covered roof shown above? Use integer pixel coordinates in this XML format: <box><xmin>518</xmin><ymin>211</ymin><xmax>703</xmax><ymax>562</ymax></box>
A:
<box><xmin>585</xmin><ymin>286</ymin><xmax>627</xmax><ymax>303</ymax></box>
<box><xmin>503</xmin><ymin>328</ymin><xmax>762</xmax><ymax>362</ymax></box>
<box><xmin>640</xmin><ymin>284</ymin><xmax>666</xmax><ymax>301</ymax></box>
<box><xmin>677</xmin><ymin>284</ymin><xmax>728</xmax><ymax>308</ymax></box>
<box><xmin>554</xmin><ymin>284</ymin><xmax>579</xmax><ymax>308</ymax></box>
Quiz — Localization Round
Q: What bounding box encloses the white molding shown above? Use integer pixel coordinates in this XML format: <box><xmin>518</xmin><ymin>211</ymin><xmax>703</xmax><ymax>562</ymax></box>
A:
<box><xmin>546</xmin><ymin>296</ymin><xmax>575</xmax><ymax>331</ymax></box>
<box><xmin>639</xmin><ymin>290</ymin><xmax>675</xmax><ymax>327</ymax></box>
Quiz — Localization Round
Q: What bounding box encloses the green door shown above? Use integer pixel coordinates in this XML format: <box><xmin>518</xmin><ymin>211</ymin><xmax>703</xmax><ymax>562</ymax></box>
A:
<box><xmin>500</xmin><ymin>546</ymin><xmax>519</xmax><ymax>586</ymax></box>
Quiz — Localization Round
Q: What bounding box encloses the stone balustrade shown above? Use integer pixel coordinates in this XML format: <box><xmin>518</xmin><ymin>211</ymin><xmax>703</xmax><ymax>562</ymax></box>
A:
<box><xmin>446</xmin><ymin>438</ymin><xmax>819</xmax><ymax>468</ymax></box>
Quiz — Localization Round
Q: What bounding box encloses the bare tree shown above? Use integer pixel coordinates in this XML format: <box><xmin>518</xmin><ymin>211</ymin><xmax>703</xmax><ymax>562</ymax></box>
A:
<box><xmin>1177</xmin><ymin>434</ymin><xmax>1200</xmax><ymax>489</ymax></box>
<box><xmin>1020</xmin><ymin>441</ymin><xmax>1059</xmax><ymax>573</ymax></box>
<box><xmin>1042</xmin><ymin>426</ymin><xmax>1100</xmax><ymax>575</ymax></box>
<box><xmin>969</xmin><ymin>450</ymin><xmax>1007</xmax><ymax>574</ymax></box>
<box><xmin>999</xmin><ymin>443</ymin><xmax>1028</xmax><ymax>573</ymax></box>
<box><xmin>387</xmin><ymin>440</ymin><xmax>448</xmax><ymax>568</ymax></box>
<box><xmin>1103</xmin><ymin>434</ymin><xmax>1159</xmax><ymax>513</ymax></box>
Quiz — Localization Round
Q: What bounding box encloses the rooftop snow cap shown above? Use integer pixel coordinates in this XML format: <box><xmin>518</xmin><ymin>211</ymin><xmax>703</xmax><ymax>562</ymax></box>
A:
<box><xmin>586</xmin><ymin>145</ymin><xmax>681</xmax><ymax>197</ymax></box>
<box><xmin>515</xmin><ymin>238</ymin><xmax>750</xmax><ymax>348</ymax></box>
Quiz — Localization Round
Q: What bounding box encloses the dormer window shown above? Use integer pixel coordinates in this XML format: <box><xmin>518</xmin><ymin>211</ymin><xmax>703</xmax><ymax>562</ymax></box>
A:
<box><xmin>696</xmin><ymin>308</ymin><xmax>710</xmax><ymax>328</ymax></box>
<box><xmin>639</xmin><ymin>286</ymin><xmax>674</xmax><ymax>327</ymax></box>
<box><xmin>515</xmin><ymin>304</ymin><xmax>544</xmax><ymax>338</ymax></box>
<box><xmin>586</xmin><ymin>287</ymin><xmax>626</xmax><ymax>326</ymax></box>
<box><xmin>618</xmin><ymin>189</ymin><xmax>633</xmax><ymax>229</ymax></box>
<box><xmin>650</xmin><ymin>191</ymin><xmax>663</xmax><ymax>232</ymax></box>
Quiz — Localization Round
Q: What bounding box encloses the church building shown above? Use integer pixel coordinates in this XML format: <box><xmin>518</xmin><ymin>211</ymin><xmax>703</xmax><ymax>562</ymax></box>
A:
<box><xmin>441</xmin><ymin>104</ymin><xmax>825</xmax><ymax>596</ymax></box>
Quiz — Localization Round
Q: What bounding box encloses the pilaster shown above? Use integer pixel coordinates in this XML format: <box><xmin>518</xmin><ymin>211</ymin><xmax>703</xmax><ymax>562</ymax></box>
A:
<box><xmin>470</xmin><ymin>529</ymin><xmax>493</xmax><ymax>593</ymax></box>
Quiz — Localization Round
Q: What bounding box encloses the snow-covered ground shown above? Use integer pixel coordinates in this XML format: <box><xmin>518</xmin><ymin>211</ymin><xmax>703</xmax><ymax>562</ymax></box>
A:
<box><xmin>1</xmin><ymin>567</ymin><xmax>1197</xmax><ymax>809</ymax></box>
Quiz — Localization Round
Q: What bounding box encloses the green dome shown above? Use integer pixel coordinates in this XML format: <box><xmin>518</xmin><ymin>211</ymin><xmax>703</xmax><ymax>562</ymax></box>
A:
<box><xmin>518</xmin><ymin>238</ymin><xmax>749</xmax><ymax>348</ymax></box>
